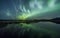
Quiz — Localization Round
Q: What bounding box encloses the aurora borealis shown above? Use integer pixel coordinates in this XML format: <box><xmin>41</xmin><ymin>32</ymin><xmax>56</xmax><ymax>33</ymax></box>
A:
<box><xmin>0</xmin><ymin>0</ymin><xmax>60</xmax><ymax>38</ymax></box>
<box><xmin>17</xmin><ymin>0</ymin><xmax>60</xmax><ymax>20</ymax></box>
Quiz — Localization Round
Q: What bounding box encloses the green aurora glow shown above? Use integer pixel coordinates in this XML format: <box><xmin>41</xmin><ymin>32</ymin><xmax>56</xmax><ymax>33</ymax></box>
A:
<box><xmin>17</xmin><ymin>3</ymin><xmax>60</xmax><ymax>20</ymax></box>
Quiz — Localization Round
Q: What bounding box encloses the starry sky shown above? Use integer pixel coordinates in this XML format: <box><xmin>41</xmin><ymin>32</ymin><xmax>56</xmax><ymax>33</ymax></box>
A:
<box><xmin>0</xmin><ymin>0</ymin><xmax>60</xmax><ymax>19</ymax></box>
<box><xmin>0</xmin><ymin>0</ymin><xmax>60</xmax><ymax>38</ymax></box>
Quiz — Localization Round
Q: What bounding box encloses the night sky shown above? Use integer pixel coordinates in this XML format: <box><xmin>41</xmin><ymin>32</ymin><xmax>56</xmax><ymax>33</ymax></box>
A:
<box><xmin>0</xmin><ymin>0</ymin><xmax>60</xmax><ymax>38</ymax></box>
